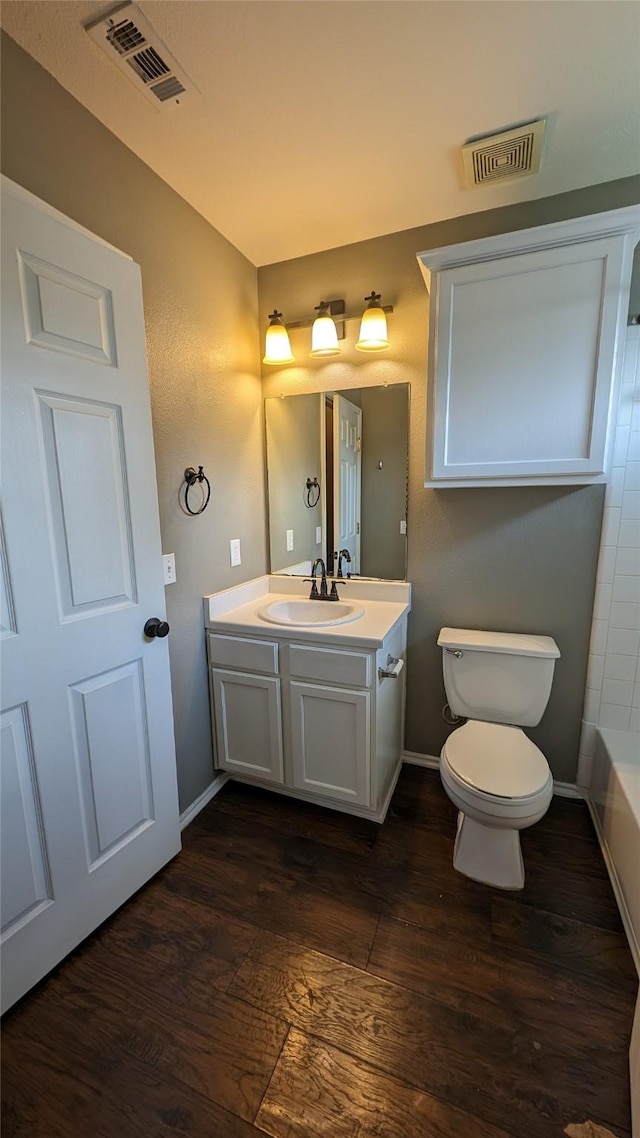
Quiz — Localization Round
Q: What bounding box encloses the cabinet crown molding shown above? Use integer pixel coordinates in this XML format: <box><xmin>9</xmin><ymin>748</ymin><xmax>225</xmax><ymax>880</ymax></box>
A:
<box><xmin>417</xmin><ymin>205</ymin><xmax>640</xmax><ymax>289</ymax></box>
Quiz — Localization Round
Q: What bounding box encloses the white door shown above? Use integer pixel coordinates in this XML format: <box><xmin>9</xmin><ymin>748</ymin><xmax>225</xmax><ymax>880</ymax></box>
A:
<box><xmin>333</xmin><ymin>394</ymin><xmax>361</xmax><ymax>573</ymax></box>
<box><xmin>0</xmin><ymin>179</ymin><xmax>180</xmax><ymax>1014</ymax></box>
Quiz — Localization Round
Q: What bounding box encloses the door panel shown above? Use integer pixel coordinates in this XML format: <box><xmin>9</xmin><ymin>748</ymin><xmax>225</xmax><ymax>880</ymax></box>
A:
<box><xmin>0</xmin><ymin>177</ymin><xmax>180</xmax><ymax>1013</ymax></box>
<box><xmin>69</xmin><ymin>661</ymin><xmax>154</xmax><ymax>865</ymax></box>
<box><xmin>0</xmin><ymin>704</ymin><xmax>52</xmax><ymax>935</ymax></box>
<box><xmin>18</xmin><ymin>250</ymin><xmax>117</xmax><ymax>365</ymax></box>
<box><xmin>37</xmin><ymin>393</ymin><xmax>135</xmax><ymax>613</ymax></box>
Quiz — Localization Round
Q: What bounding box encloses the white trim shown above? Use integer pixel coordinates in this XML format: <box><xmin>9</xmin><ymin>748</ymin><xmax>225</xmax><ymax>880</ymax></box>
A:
<box><xmin>552</xmin><ymin>780</ymin><xmax>586</xmax><ymax>800</ymax></box>
<box><xmin>378</xmin><ymin>762</ymin><xmax>403</xmax><ymax>823</ymax></box>
<box><xmin>584</xmin><ymin>791</ymin><xmax>640</xmax><ymax>977</ymax></box>
<box><xmin>179</xmin><ymin>772</ymin><xmax>228</xmax><ymax>830</ymax></box>
<box><xmin>1</xmin><ymin>175</ymin><xmax>133</xmax><ymax>260</ymax></box>
<box><xmin>213</xmin><ymin>765</ymin><xmax>402</xmax><ymax>825</ymax></box>
<box><xmin>402</xmin><ymin>750</ymin><xmax>440</xmax><ymax>769</ymax></box>
<box><xmin>402</xmin><ymin>753</ymin><xmax>585</xmax><ymax>803</ymax></box>
<box><xmin>417</xmin><ymin>204</ymin><xmax>640</xmax><ymax>282</ymax></box>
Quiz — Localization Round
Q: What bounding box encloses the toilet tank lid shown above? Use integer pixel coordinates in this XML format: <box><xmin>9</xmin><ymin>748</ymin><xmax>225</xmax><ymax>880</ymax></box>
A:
<box><xmin>438</xmin><ymin>627</ymin><xmax>560</xmax><ymax>659</ymax></box>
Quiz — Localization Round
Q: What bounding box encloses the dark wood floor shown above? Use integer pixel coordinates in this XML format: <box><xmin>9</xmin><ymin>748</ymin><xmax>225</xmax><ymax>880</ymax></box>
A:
<box><xmin>2</xmin><ymin>767</ymin><xmax>638</xmax><ymax>1138</ymax></box>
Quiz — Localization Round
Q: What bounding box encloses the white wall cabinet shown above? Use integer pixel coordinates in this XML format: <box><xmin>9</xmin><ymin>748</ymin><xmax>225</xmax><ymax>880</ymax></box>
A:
<box><xmin>418</xmin><ymin>206</ymin><xmax>640</xmax><ymax>488</ymax></box>
<box><xmin>206</xmin><ymin>618</ymin><xmax>407</xmax><ymax>822</ymax></box>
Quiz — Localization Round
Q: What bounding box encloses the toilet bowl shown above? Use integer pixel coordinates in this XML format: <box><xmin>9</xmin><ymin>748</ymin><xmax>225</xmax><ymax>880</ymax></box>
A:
<box><xmin>437</xmin><ymin>627</ymin><xmax>560</xmax><ymax>890</ymax></box>
<box><xmin>440</xmin><ymin>720</ymin><xmax>553</xmax><ymax>889</ymax></box>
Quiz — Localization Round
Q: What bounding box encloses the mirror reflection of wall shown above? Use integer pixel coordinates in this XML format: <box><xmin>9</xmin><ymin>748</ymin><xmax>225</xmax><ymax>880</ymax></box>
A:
<box><xmin>265</xmin><ymin>384</ymin><xmax>409</xmax><ymax>580</ymax></box>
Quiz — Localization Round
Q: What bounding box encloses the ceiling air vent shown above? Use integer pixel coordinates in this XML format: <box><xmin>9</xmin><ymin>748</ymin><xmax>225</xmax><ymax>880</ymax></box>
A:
<box><xmin>462</xmin><ymin>120</ymin><xmax>546</xmax><ymax>189</ymax></box>
<box><xmin>85</xmin><ymin>2</ymin><xmax>197</xmax><ymax>109</ymax></box>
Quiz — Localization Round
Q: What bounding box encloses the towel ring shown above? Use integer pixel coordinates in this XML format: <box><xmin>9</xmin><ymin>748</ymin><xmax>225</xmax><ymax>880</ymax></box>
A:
<box><xmin>183</xmin><ymin>466</ymin><xmax>211</xmax><ymax>515</ymax></box>
<box><xmin>305</xmin><ymin>477</ymin><xmax>320</xmax><ymax>508</ymax></box>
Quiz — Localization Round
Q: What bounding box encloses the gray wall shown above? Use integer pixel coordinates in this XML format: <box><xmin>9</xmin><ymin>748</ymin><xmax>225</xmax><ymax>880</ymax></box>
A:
<box><xmin>360</xmin><ymin>385</ymin><xmax>408</xmax><ymax>580</ymax></box>
<box><xmin>1</xmin><ymin>33</ymin><xmax>268</xmax><ymax>812</ymax></box>
<box><xmin>259</xmin><ymin>176</ymin><xmax>640</xmax><ymax>782</ymax></box>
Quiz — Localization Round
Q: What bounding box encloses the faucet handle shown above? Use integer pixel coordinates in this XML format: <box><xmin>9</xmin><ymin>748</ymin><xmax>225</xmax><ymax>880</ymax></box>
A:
<box><xmin>304</xmin><ymin>578</ymin><xmax>319</xmax><ymax>598</ymax></box>
<box><xmin>329</xmin><ymin>580</ymin><xmax>340</xmax><ymax>601</ymax></box>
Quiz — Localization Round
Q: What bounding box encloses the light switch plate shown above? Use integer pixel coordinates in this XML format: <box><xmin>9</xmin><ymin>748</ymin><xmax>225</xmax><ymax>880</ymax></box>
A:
<box><xmin>163</xmin><ymin>553</ymin><xmax>176</xmax><ymax>585</ymax></box>
<box><xmin>315</xmin><ymin>526</ymin><xmax>322</xmax><ymax>544</ymax></box>
<box><xmin>286</xmin><ymin>529</ymin><xmax>294</xmax><ymax>552</ymax></box>
<box><xmin>230</xmin><ymin>538</ymin><xmax>241</xmax><ymax>567</ymax></box>
<box><xmin>400</xmin><ymin>520</ymin><xmax>407</xmax><ymax>535</ymax></box>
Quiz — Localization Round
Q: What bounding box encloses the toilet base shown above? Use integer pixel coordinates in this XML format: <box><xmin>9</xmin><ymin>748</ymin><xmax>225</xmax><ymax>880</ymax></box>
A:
<box><xmin>453</xmin><ymin>811</ymin><xmax>525</xmax><ymax>890</ymax></box>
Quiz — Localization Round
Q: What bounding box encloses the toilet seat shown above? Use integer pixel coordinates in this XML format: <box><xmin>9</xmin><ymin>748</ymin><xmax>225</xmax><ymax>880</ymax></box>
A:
<box><xmin>442</xmin><ymin>720</ymin><xmax>551</xmax><ymax>802</ymax></box>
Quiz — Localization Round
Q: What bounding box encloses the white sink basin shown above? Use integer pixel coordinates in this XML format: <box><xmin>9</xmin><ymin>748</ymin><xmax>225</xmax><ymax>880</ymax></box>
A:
<box><xmin>257</xmin><ymin>599</ymin><xmax>365</xmax><ymax>627</ymax></box>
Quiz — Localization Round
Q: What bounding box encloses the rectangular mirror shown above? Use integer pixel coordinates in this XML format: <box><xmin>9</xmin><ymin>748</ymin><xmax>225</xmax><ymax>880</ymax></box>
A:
<box><xmin>265</xmin><ymin>384</ymin><xmax>409</xmax><ymax>580</ymax></box>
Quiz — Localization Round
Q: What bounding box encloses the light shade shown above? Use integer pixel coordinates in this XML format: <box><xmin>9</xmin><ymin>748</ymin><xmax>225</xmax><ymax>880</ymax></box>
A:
<box><xmin>310</xmin><ymin>301</ymin><xmax>341</xmax><ymax>357</ymax></box>
<box><xmin>263</xmin><ymin>310</ymin><xmax>294</xmax><ymax>364</ymax></box>
<box><xmin>355</xmin><ymin>292</ymin><xmax>390</xmax><ymax>352</ymax></box>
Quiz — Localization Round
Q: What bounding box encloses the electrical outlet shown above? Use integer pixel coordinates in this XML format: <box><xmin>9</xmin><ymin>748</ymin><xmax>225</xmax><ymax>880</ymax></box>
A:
<box><xmin>400</xmin><ymin>520</ymin><xmax>407</xmax><ymax>535</ymax></box>
<box><xmin>229</xmin><ymin>538</ymin><xmax>241</xmax><ymax>567</ymax></box>
<box><xmin>315</xmin><ymin>526</ymin><xmax>322</xmax><ymax>544</ymax></box>
<box><xmin>286</xmin><ymin>529</ymin><xmax>294</xmax><ymax>552</ymax></box>
<box><xmin>162</xmin><ymin>553</ymin><xmax>176</xmax><ymax>585</ymax></box>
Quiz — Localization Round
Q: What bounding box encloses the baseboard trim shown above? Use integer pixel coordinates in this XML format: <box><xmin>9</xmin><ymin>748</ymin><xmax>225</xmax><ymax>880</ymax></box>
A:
<box><xmin>402</xmin><ymin>751</ymin><xmax>440</xmax><ymax>769</ymax></box>
<box><xmin>584</xmin><ymin>791</ymin><xmax>640</xmax><ymax>977</ymax></box>
<box><xmin>552</xmin><ymin>780</ymin><xmax>585</xmax><ymax>800</ymax></box>
<box><xmin>179</xmin><ymin>772</ymin><xmax>228</xmax><ymax>831</ymax></box>
<box><xmin>402</xmin><ymin>752</ymin><xmax>585</xmax><ymax>802</ymax></box>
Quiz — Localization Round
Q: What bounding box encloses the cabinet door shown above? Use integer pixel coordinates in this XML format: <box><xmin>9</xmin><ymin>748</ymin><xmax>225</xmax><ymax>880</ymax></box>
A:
<box><xmin>419</xmin><ymin>211</ymin><xmax>637</xmax><ymax>487</ymax></box>
<box><xmin>425</xmin><ymin>234</ymin><xmax>631</xmax><ymax>485</ymax></box>
<box><xmin>211</xmin><ymin>669</ymin><xmax>283</xmax><ymax>782</ymax></box>
<box><xmin>289</xmin><ymin>681</ymin><xmax>370</xmax><ymax>806</ymax></box>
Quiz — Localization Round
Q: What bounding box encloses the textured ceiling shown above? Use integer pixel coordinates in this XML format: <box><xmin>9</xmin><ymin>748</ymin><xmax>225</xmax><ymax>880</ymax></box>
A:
<box><xmin>2</xmin><ymin>0</ymin><xmax>639</xmax><ymax>265</ymax></box>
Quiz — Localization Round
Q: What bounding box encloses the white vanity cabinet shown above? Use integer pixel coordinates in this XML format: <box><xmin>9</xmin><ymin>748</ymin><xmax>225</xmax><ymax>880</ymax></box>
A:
<box><xmin>206</xmin><ymin>612</ymin><xmax>407</xmax><ymax>822</ymax></box>
<box><xmin>418</xmin><ymin>206</ymin><xmax>640</xmax><ymax>488</ymax></box>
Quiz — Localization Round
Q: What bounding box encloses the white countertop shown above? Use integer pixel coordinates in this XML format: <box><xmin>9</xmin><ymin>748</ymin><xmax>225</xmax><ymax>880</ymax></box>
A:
<box><xmin>204</xmin><ymin>575</ymin><xmax>411</xmax><ymax>648</ymax></box>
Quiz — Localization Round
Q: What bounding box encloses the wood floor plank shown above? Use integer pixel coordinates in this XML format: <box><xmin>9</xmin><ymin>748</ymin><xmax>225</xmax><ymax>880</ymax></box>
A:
<box><xmin>2</xmin><ymin>1007</ymin><xmax>259</xmax><ymax>1138</ymax></box>
<box><xmin>367</xmin><ymin>915</ymin><xmax>633</xmax><ymax>1073</ymax></box>
<box><xmin>201</xmin><ymin>778</ymin><xmax>379</xmax><ymax>856</ymax></box>
<box><xmin>492</xmin><ymin>896</ymin><xmax>638</xmax><ymax>991</ymax></box>
<box><xmin>520</xmin><ymin>825</ymin><xmax>609</xmax><ymax>881</ymax></box>
<box><xmin>540</xmin><ymin>794</ymin><xmax>599</xmax><ymax>841</ymax></box>
<box><xmin>159</xmin><ymin>816</ymin><xmax>385</xmax><ymax>967</ymax></box>
<box><xmin>255</xmin><ymin>1027</ymin><xmax>517</xmax><ymax>1138</ymax></box>
<box><xmin>381</xmin><ymin>858</ymin><xmax>494</xmax><ymax>948</ymax></box>
<box><xmin>41</xmin><ymin>935</ymin><xmax>289</xmax><ymax>1124</ymax></box>
<box><xmin>229</xmin><ymin>929</ymin><xmax>632</xmax><ymax>1138</ymax></box>
<box><xmin>96</xmin><ymin>882</ymin><xmax>258</xmax><ymax>993</ymax></box>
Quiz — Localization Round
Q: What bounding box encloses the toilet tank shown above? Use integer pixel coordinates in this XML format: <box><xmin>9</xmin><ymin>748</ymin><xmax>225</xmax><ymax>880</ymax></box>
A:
<box><xmin>438</xmin><ymin>628</ymin><xmax>560</xmax><ymax>727</ymax></box>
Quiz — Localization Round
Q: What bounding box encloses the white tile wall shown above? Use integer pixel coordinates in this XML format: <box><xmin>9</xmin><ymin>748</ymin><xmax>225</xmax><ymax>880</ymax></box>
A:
<box><xmin>579</xmin><ymin>326</ymin><xmax>640</xmax><ymax>786</ymax></box>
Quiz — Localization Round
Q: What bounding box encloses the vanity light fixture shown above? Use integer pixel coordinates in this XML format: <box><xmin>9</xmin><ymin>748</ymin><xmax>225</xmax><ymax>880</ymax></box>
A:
<box><xmin>262</xmin><ymin>293</ymin><xmax>393</xmax><ymax>363</ymax></box>
<box><xmin>355</xmin><ymin>292</ymin><xmax>390</xmax><ymax>352</ymax></box>
<box><xmin>263</xmin><ymin>310</ymin><xmax>294</xmax><ymax>365</ymax></box>
<box><xmin>310</xmin><ymin>300</ymin><xmax>342</xmax><ymax>358</ymax></box>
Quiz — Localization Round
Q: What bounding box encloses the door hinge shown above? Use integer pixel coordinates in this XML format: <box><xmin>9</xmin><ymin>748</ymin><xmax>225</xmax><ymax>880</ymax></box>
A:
<box><xmin>356</xmin><ymin>522</ymin><xmax>360</xmax><ymax>534</ymax></box>
<box><xmin>356</xmin><ymin>437</ymin><xmax>362</xmax><ymax>452</ymax></box>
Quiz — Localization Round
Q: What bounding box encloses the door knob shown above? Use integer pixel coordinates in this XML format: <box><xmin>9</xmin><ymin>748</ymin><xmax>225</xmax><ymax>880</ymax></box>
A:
<box><xmin>144</xmin><ymin>617</ymin><xmax>170</xmax><ymax>639</ymax></box>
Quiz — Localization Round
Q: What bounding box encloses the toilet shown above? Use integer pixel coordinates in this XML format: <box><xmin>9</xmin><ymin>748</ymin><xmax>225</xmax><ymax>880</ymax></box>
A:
<box><xmin>437</xmin><ymin>627</ymin><xmax>560</xmax><ymax>890</ymax></box>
